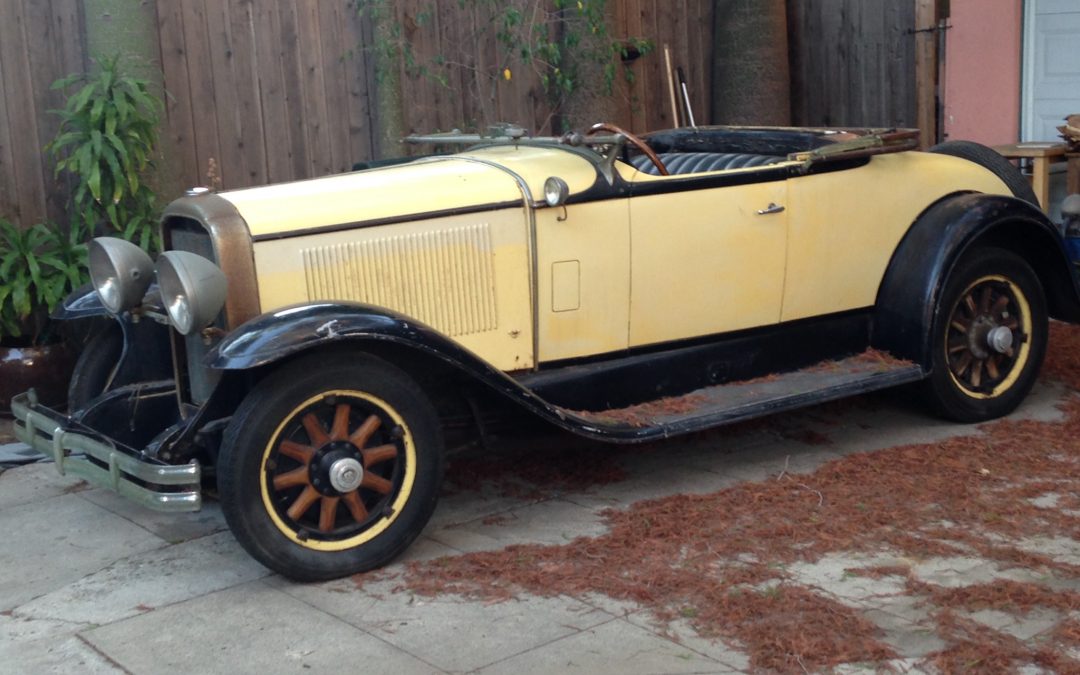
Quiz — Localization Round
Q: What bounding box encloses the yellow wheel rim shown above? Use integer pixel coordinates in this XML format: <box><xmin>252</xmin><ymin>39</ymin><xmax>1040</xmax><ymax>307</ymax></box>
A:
<box><xmin>259</xmin><ymin>390</ymin><xmax>417</xmax><ymax>552</ymax></box>
<box><xmin>944</xmin><ymin>274</ymin><xmax>1032</xmax><ymax>400</ymax></box>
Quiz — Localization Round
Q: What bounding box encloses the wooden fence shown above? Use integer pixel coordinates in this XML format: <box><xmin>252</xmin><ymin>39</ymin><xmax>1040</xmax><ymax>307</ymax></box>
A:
<box><xmin>0</xmin><ymin>0</ymin><xmax>87</xmax><ymax>228</ymax></box>
<box><xmin>1</xmin><ymin>0</ymin><xmax>929</xmax><ymax>230</ymax></box>
<box><xmin>787</xmin><ymin>0</ymin><xmax>918</xmax><ymax>129</ymax></box>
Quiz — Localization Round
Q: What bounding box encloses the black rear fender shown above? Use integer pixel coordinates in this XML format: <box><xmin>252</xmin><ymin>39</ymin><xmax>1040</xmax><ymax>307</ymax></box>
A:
<box><xmin>873</xmin><ymin>193</ymin><xmax>1080</xmax><ymax>366</ymax></box>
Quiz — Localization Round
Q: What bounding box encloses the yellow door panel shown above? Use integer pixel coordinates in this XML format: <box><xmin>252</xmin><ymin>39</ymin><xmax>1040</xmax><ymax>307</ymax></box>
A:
<box><xmin>629</xmin><ymin>181</ymin><xmax>788</xmax><ymax>347</ymax></box>
<box><xmin>781</xmin><ymin>152</ymin><xmax>1013</xmax><ymax>322</ymax></box>
<box><xmin>253</xmin><ymin>208</ymin><xmax>535</xmax><ymax>371</ymax></box>
<box><xmin>535</xmin><ymin>201</ymin><xmax>631</xmax><ymax>362</ymax></box>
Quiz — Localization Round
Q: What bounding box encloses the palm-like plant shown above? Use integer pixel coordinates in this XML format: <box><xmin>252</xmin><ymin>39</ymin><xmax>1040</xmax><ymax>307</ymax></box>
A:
<box><xmin>48</xmin><ymin>54</ymin><xmax>161</xmax><ymax>251</ymax></box>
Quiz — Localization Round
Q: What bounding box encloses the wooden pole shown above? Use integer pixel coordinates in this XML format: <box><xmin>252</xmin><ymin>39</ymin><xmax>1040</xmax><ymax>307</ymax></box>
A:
<box><xmin>664</xmin><ymin>45</ymin><xmax>680</xmax><ymax>128</ymax></box>
<box><xmin>915</xmin><ymin>0</ymin><xmax>939</xmax><ymax>149</ymax></box>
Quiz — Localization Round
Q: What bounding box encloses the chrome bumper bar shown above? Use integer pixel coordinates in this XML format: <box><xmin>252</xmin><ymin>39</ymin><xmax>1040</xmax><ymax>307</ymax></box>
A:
<box><xmin>10</xmin><ymin>390</ymin><xmax>201</xmax><ymax>512</ymax></box>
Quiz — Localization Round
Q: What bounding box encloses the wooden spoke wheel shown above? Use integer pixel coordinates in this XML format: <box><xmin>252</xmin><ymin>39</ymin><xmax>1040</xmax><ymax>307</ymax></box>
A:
<box><xmin>944</xmin><ymin>276</ymin><xmax>1028</xmax><ymax>396</ymax></box>
<box><xmin>923</xmin><ymin>247</ymin><xmax>1047</xmax><ymax>422</ymax></box>
<box><xmin>219</xmin><ymin>353</ymin><xmax>444</xmax><ymax>581</ymax></box>
<box><xmin>264</xmin><ymin>393</ymin><xmax>407</xmax><ymax>544</ymax></box>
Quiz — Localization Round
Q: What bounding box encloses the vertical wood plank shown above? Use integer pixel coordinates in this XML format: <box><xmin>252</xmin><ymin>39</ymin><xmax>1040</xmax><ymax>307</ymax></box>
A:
<box><xmin>915</xmin><ymin>0</ymin><xmax>938</xmax><ymax>146</ymax></box>
<box><xmin>157</xmin><ymin>0</ymin><xmax>201</xmax><ymax>189</ymax></box>
<box><xmin>317</xmin><ymin>1</ymin><xmax>353</xmax><ymax>174</ymax></box>
<box><xmin>0</xmin><ymin>1</ymin><xmax>47</xmax><ymax>226</ymax></box>
<box><xmin>294</xmin><ymin>0</ymin><xmax>333</xmax><ymax>176</ymax></box>
<box><xmin>275</xmin><ymin>0</ymin><xmax>312</xmax><ymax>178</ymax></box>
<box><xmin>212</xmin><ymin>0</ymin><xmax>268</xmax><ymax>187</ymax></box>
<box><xmin>344</xmin><ymin>5</ymin><xmax>376</xmax><ymax>164</ymax></box>
<box><xmin>0</xmin><ymin>20</ymin><xmax>20</xmax><ymax>224</ymax></box>
<box><xmin>251</xmin><ymin>0</ymin><xmax>295</xmax><ymax>181</ymax></box>
<box><xmin>179</xmin><ymin>0</ymin><xmax>223</xmax><ymax>185</ymax></box>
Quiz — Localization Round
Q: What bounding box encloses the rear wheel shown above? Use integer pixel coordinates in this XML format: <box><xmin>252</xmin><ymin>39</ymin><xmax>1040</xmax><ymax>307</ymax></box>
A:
<box><xmin>922</xmin><ymin>247</ymin><xmax>1047</xmax><ymax>422</ymax></box>
<box><xmin>218</xmin><ymin>352</ymin><xmax>444</xmax><ymax>581</ymax></box>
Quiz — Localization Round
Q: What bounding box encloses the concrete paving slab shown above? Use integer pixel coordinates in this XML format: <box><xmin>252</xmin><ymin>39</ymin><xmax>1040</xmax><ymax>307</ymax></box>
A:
<box><xmin>859</xmin><ymin>607</ymin><xmax>947</xmax><ymax>659</ymax></box>
<box><xmin>477</xmin><ymin>616</ymin><xmax>737</xmax><ymax>674</ymax></box>
<box><xmin>1016</xmin><ymin>536</ymin><xmax>1080</xmax><ymax>567</ymax></box>
<box><xmin>966</xmin><ymin>607</ymin><xmax>1062</xmax><ymax>641</ymax></box>
<box><xmin>0</xmin><ymin>494</ymin><xmax>165</xmax><ymax>609</ymax></box>
<box><xmin>81</xmin><ymin>580</ymin><xmax>437</xmax><ymax>674</ymax></box>
<box><xmin>427</xmin><ymin>498</ymin><xmax>609</xmax><ymax>553</ymax></box>
<box><xmin>910</xmin><ymin>556</ymin><xmax>1052</xmax><ymax>588</ymax></box>
<box><xmin>77</xmin><ymin>488</ymin><xmax>227</xmax><ymax>544</ymax></box>
<box><xmin>0</xmin><ymin>630</ymin><xmax>124</xmax><ymax>674</ymax></box>
<box><xmin>429</xmin><ymin>488</ymin><xmax>547</xmax><ymax>530</ymax></box>
<box><xmin>786</xmin><ymin>552</ymin><xmax>912</xmax><ymax>607</ymax></box>
<box><xmin>0</xmin><ymin>461</ymin><xmax>88</xmax><ymax>510</ymax></box>
<box><xmin>276</xmin><ymin>577</ymin><xmax>613</xmax><ymax>673</ymax></box>
<box><xmin>622</xmin><ymin>613</ymin><xmax>752</xmax><ymax>671</ymax></box>
<box><xmin>15</xmin><ymin>531</ymin><xmax>267</xmax><ymax>626</ymax></box>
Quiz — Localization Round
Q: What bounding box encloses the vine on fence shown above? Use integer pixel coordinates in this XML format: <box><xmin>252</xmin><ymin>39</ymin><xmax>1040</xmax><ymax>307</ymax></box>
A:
<box><xmin>351</xmin><ymin>0</ymin><xmax>651</xmax><ymax>133</ymax></box>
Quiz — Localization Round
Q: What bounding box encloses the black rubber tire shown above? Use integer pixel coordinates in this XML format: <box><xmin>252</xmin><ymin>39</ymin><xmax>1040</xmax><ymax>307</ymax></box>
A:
<box><xmin>67</xmin><ymin>323</ymin><xmax>123</xmax><ymax>411</ymax></box>
<box><xmin>218</xmin><ymin>351</ymin><xmax>444</xmax><ymax>581</ymax></box>
<box><xmin>922</xmin><ymin>247</ymin><xmax>1047</xmax><ymax>423</ymax></box>
<box><xmin>929</xmin><ymin>140</ymin><xmax>1040</xmax><ymax>207</ymax></box>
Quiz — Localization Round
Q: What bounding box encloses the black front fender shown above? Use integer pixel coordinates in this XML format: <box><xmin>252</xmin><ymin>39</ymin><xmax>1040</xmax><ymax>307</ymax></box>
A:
<box><xmin>873</xmin><ymin>193</ymin><xmax>1080</xmax><ymax>366</ymax></box>
<box><xmin>207</xmin><ymin>302</ymin><xmax>548</xmax><ymax>406</ymax></box>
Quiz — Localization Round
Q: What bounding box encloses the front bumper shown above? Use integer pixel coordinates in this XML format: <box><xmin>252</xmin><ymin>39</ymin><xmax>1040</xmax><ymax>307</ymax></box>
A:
<box><xmin>11</xmin><ymin>390</ymin><xmax>201</xmax><ymax>512</ymax></box>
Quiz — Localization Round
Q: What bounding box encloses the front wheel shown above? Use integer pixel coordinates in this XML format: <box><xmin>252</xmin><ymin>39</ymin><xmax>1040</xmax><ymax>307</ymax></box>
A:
<box><xmin>218</xmin><ymin>352</ymin><xmax>444</xmax><ymax>581</ymax></box>
<box><xmin>922</xmin><ymin>247</ymin><xmax>1047</xmax><ymax>422</ymax></box>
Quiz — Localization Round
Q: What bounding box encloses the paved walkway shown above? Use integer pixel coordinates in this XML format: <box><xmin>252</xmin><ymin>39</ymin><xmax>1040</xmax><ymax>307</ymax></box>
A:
<box><xmin>0</xmin><ymin>383</ymin><xmax>1074</xmax><ymax>673</ymax></box>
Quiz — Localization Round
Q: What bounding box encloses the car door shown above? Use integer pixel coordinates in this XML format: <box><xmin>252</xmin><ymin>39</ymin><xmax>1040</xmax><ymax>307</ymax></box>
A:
<box><xmin>627</xmin><ymin>174</ymin><xmax>789</xmax><ymax>348</ymax></box>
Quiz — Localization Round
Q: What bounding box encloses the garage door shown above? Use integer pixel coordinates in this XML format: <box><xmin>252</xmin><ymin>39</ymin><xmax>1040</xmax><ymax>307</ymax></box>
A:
<box><xmin>1023</xmin><ymin>0</ymin><xmax>1080</xmax><ymax>141</ymax></box>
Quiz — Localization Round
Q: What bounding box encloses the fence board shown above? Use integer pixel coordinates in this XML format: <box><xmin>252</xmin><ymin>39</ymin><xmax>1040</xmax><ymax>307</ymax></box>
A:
<box><xmin>0</xmin><ymin>2</ymin><xmax>48</xmax><ymax>226</ymax></box>
<box><xmin>788</xmin><ymin>0</ymin><xmax>917</xmax><ymax>128</ymax></box>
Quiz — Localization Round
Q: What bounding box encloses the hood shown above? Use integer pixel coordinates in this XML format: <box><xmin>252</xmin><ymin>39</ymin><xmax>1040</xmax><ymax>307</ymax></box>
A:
<box><xmin>215</xmin><ymin>145</ymin><xmax>602</xmax><ymax>240</ymax></box>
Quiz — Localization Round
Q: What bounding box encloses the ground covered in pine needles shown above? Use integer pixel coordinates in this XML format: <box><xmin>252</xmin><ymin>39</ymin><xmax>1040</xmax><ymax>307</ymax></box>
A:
<box><xmin>362</xmin><ymin>324</ymin><xmax>1080</xmax><ymax>672</ymax></box>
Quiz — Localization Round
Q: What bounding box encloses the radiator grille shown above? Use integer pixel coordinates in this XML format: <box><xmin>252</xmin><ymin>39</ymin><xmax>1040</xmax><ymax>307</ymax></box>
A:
<box><xmin>302</xmin><ymin>223</ymin><xmax>498</xmax><ymax>337</ymax></box>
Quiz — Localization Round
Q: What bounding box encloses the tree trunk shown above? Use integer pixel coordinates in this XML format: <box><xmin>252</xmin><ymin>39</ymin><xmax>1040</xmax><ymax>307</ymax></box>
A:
<box><xmin>711</xmin><ymin>0</ymin><xmax>791</xmax><ymax>126</ymax></box>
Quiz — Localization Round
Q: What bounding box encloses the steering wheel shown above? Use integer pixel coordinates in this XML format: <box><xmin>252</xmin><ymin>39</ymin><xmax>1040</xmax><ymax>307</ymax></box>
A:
<box><xmin>586</xmin><ymin>122</ymin><xmax>669</xmax><ymax>176</ymax></box>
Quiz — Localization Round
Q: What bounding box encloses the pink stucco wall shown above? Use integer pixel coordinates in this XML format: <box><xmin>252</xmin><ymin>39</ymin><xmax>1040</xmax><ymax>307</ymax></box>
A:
<box><xmin>943</xmin><ymin>0</ymin><xmax>1022</xmax><ymax>145</ymax></box>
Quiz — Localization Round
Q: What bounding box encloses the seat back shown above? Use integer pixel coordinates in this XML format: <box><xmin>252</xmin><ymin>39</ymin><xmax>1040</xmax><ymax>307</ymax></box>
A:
<box><xmin>630</xmin><ymin>151</ymin><xmax>785</xmax><ymax>176</ymax></box>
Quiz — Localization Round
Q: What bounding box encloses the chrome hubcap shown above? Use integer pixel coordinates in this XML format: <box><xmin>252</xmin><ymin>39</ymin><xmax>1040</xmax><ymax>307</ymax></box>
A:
<box><xmin>329</xmin><ymin>458</ymin><xmax>364</xmax><ymax>493</ymax></box>
<box><xmin>986</xmin><ymin>325</ymin><xmax>1014</xmax><ymax>354</ymax></box>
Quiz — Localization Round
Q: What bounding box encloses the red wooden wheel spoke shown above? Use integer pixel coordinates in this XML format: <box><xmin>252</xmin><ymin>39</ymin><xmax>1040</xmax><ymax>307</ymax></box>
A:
<box><xmin>302</xmin><ymin>413</ymin><xmax>331</xmax><ymax>447</ymax></box>
<box><xmin>361</xmin><ymin>473</ymin><xmax>393</xmax><ymax>495</ymax></box>
<box><xmin>979</xmin><ymin>286</ymin><xmax>992</xmax><ymax>313</ymax></box>
<box><xmin>279</xmin><ymin>440</ymin><xmax>314</xmax><ymax>464</ymax></box>
<box><xmin>948</xmin><ymin>341</ymin><xmax>967</xmax><ymax>354</ymax></box>
<box><xmin>950</xmin><ymin>318</ymin><xmax>970</xmax><ymax>334</ymax></box>
<box><xmin>349</xmin><ymin>414</ymin><xmax>381</xmax><ymax>448</ymax></box>
<box><xmin>991</xmin><ymin>295</ymin><xmax>1010</xmax><ymax>316</ymax></box>
<box><xmin>955</xmin><ymin>351</ymin><xmax>974</xmax><ymax>376</ymax></box>
<box><xmin>963</xmin><ymin>295</ymin><xmax>978</xmax><ymax>317</ymax></box>
<box><xmin>330</xmin><ymin>404</ymin><xmax>351</xmax><ymax>441</ymax></box>
<box><xmin>273</xmin><ymin>467</ymin><xmax>310</xmax><ymax>490</ymax></box>
<box><xmin>1002</xmin><ymin>318</ymin><xmax>1019</xmax><ymax>330</ymax></box>
<box><xmin>986</xmin><ymin>356</ymin><xmax>1001</xmax><ymax>380</ymax></box>
<box><xmin>343</xmin><ymin>491</ymin><xmax>369</xmax><ymax>522</ymax></box>
<box><xmin>971</xmin><ymin>360</ymin><xmax>983</xmax><ymax>388</ymax></box>
<box><xmin>362</xmin><ymin>444</ymin><xmax>398</xmax><ymax>468</ymax></box>
<box><xmin>287</xmin><ymin>485</ymin><xmax>320</xmax><ymax>520</ymax></box>
<box><xmin>319</xmin><ymin>496</ymin><xmax>340</xmax><ymax>532</ymax></box>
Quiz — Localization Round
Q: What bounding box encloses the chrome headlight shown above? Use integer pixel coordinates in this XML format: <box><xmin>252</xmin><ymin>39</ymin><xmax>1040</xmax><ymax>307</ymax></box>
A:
<box><xmin>155</xmin><ymin>251</ymin><xmax>227</xmax><ymax>335</ymax></box>
<box><xmin>88</xmin><ymin>238</ymin><xmax>154</xmax><ymax>314</ymax></box>
<box><xmin>544</xmin><ymin>176</ymin><xmax>569</xmax><ymax>207</ymax></box>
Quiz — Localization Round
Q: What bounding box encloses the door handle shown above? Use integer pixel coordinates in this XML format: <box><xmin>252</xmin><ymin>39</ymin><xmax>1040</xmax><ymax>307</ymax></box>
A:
<box><xmin>757</xmin><ymin>203</ymin><xmax>785</xmax><ymax>215</ymax></box>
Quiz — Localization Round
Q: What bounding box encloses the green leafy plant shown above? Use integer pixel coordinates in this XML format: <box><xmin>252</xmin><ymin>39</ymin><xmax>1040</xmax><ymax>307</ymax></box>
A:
<box><xmin>48</xmin><ymin>54</ymin><xmax>162</xmax><ymax>251</ymax></box>
<box><xmin>352</xmin><ymin>0</ymin><xmax>652</xmax><ymax>132</ymax></box>
<box><xmin>0</xmin><ymin>220</ymin><xmax>87</xmax><ymax>344</ymax></box>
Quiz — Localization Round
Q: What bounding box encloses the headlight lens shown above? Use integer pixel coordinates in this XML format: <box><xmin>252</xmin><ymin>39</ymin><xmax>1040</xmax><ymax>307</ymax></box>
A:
<box><xmin>155</xmin><ymin>251</ymin><xmax>227</xmax><ymax>335</ymax></box>
<box><xmin>88</xmin><ymin>238</ymin><xmax>154</xmax><ymax>314</ymax></box>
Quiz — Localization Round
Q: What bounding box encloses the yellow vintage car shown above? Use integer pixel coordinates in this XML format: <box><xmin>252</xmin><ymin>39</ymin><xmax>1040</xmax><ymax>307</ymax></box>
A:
<box><xmin>13</xmin><ymin>123</ymin><xmax>1080</xmax><ymax>580</ymax></box>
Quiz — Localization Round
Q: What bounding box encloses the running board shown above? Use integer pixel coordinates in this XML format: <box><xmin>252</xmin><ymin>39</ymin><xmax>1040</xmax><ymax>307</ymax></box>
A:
<box><xmin>555</xmin><ymin>352</ymin><xmax>925</xmax><ymax>443</ymax></box>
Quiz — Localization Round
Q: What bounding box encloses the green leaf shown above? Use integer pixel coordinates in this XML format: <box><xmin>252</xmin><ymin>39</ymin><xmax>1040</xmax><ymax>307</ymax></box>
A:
<box><xmin>88</xmin><ymin>164</ymin><xmax>102</xmax><ymax>202</ymax></box>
